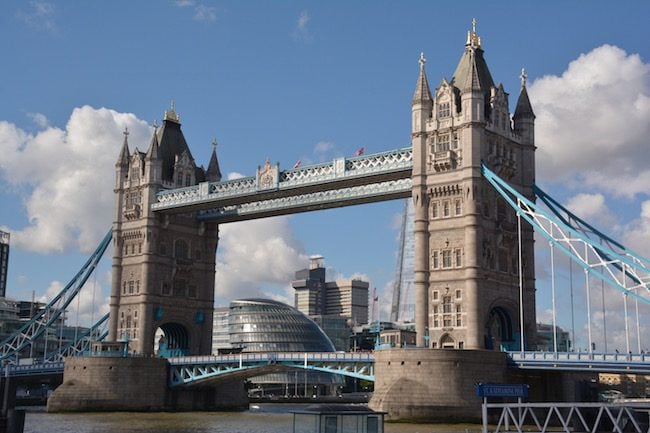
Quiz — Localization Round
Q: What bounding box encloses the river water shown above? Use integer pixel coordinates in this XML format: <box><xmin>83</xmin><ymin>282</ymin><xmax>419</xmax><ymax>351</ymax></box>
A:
<box><xmin>22</xmin><ymin>404</ymin><xmax>481</xmax><ymax>433</ymax></box>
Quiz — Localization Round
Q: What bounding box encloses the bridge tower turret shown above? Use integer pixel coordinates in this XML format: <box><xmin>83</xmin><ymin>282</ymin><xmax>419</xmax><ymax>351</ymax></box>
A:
<box><xmin>411</xmin><ymin>20</ymin><xmax>536</xmax><ymax>350</ymax></box>
<box><xmin>110</xmin><ymin>103</ymin><xmax>220</xmax><ymax>356</ymax></box>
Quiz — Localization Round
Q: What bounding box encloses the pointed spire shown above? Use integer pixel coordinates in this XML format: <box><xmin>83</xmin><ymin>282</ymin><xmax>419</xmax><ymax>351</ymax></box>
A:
<box><xmin>462</xmin><ymin>51</ymin><xmax>482</xmax><ymax>93</ymax></box>
<box><xmin>116</xmin><ymin>126</ymin><xmax>130</xmax><ymax>166</ymax></box>
<box><xmin>412</xmin><ymin>52</ymin><xmax>433</xmax><ymax>105</ymax></box>
<box><xmin>164</xmin><ymin>99</ymin><xmax>180</xmax><ymax>124</ymax></box>
<box><xmin>206</xmin><ymin>137</ymin><xmax>222</xmax><ymax>182</ymax></box>
<box><xmin>514</xmin><ymin>68</ymin><xmax>535</xmax><ymax>120</ymax></box>
<box><xmin>145</xmin><ymin>122</ymin><xmax>160</xmax><ymax>160</ymax></box>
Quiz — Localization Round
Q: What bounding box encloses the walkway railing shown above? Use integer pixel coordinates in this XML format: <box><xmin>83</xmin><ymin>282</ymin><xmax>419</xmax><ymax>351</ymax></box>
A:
<box><xmin>508</xmin><ymin>351</ymin><xmax>650</xmax><ymax>374</ymax></box>
<box><xmin>483</xmin><ymin>401</ymin><xmax>650</xmax><ymax>433</ymax></box>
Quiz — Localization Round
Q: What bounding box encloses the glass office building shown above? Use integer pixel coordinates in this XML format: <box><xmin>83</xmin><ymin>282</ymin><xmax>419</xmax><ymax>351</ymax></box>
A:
<box><xmin>227</xmin><ymin>299</ymin><xmax>341</xmax><ymax>397</ymax></box>
<box><xmin>229</xmin><ymin>298</ymin><xmax>335</xmax><ymax>352</ymax></box>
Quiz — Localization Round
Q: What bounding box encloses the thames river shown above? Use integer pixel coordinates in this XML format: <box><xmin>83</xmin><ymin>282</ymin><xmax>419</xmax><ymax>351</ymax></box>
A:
<box><xmin>22</xmin><ymin>404</ymin><xmax>481</xmax><ymax>433</ymax></box>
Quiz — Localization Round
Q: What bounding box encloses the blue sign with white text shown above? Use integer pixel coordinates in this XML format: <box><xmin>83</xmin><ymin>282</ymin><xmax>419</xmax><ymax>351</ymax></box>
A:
<box><xmin>476</xmin><ymin>383</ymin><xmax>528</xmax><ymax>398</ymax></box>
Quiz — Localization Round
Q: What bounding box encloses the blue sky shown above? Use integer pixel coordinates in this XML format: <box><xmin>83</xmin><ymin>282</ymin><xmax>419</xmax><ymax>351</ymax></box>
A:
<box><xmin>1</xmin><ymin>1</ymin><xmax>650</xmax><ymax>351</ymax></box>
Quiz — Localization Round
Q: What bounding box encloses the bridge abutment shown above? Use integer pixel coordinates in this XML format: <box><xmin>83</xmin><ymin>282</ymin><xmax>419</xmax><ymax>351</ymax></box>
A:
<box><xmin>369</xmin><ymin>349</ymin><xmax>601</xmax><ymax>422</ymax></box>
<box><xmin>47</xmin><ymin>357</ymin><xmax>248</xmax><ymax>412</ymax></box>
<box><xmin>369</xmin><ymin>349</ymin><xmax>509</xmax><ymax>422</ymax></box>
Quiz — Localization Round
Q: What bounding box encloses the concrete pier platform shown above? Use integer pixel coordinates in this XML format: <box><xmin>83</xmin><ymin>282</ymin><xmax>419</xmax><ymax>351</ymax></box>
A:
<box><xmin>47</xmin><ymin>356</ymin><xmax>248</xmax><ymax>412</ymax></box>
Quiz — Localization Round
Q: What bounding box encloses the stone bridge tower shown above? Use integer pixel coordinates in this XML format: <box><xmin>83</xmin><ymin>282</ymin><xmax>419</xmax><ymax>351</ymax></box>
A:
<box><xmin>109</xmin><ymin>104</ymin><xmax>221</xmax><ymax>355</ymax></box>
<box><xmin>412</xmin><ymin>21</ymin><xmax>536</xmax><ymax>350</ymax></box>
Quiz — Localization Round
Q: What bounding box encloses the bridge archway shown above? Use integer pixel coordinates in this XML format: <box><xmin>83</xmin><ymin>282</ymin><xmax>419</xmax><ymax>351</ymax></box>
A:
<box><xmin>485</xmin><ymin>305</ymin><xmax>516</xmax><ymax>351</ymax></box>
<box><xmin>439</xmin><ymin>333</ymin><xmax>455</xmax><ymax>349</ymax></box>
<box><xmin>156</xmin><ymin>323</ymin><xmax>191</xmax><ymax>357</ymax></box>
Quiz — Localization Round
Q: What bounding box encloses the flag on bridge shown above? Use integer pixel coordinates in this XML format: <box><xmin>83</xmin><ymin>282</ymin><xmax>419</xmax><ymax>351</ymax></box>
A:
<box><xmin>354</xmin><ymin>147</ymin><xmax>365</xmax><ymax>157</ymax></box>
<box><xmin>293</xmin><ymin>160</ymin><xmax>302</xmax><ymax>168</ymax></box>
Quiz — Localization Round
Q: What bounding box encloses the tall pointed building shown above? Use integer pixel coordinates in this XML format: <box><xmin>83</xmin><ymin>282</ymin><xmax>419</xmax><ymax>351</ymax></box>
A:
<box><xmin>110</xmin><ymin>103</ymin><xmax>221</xmax><ymax>355</ymax></box>
<box><xmin>411</xmin><ymin>21</ymin><xmax>536</xmax><ymax>350</ymax></box>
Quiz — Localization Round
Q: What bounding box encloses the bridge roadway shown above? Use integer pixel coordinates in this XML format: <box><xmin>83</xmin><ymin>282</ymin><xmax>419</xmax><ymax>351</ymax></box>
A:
<box><xmin>5</xmin><ymin>351</ymin><xmax>650</xmax><ymax>386</ymax></box>
<box><xmin>151</xmin><ymin>147</ymin><xmax>413</xmax><ymax>222</ymax></box>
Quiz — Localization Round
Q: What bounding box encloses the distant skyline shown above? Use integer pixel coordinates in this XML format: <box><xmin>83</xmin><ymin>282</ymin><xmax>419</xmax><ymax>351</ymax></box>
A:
<box><xmin>1</xmin><ymin>1</ymin><xmax>649</xmax><ymax>351</ymax></box>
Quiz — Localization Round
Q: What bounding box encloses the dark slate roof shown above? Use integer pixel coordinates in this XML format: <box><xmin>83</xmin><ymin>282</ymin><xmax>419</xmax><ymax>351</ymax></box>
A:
<box><xmin>513</xmin><ymin>85</ymin><xmax>535</xmax><ymax>120</ymax></box>
<box><xmin>206</xmin><ymin>146</ymin><xmax>222</xmax><ymax>182</ymax></box>
<box><xmin>156</xmin><ymin>118</ymin><xmax>195</xmax><ymax>182</ymax></box>
<box><xmin>412</xmin><ymin>63</ymin><xmax>433</xmax><ymax>105</ymax></box>
<box><xmin>451</xmin><ymin>45</ymin><xmax>494</xmax><ymax>96</ymax></box>
<box><xmin>116</xmin><ymin>132</ymin><xmax>130</xmax><ymax>167</ymax></box>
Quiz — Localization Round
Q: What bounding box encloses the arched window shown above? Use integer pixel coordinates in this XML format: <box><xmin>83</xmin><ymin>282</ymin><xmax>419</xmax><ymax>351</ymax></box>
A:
<box><xmin>174</xmin><ymin>239</ymin><xmax>189</xmax><ymax>260</ymax></box>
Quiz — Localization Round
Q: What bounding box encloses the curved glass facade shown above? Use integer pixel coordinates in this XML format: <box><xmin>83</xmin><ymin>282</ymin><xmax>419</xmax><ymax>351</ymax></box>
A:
<box><xmin>229</xmin><ymin>299</ymin><xmax>335</xmax><ymax>353</ymax></box>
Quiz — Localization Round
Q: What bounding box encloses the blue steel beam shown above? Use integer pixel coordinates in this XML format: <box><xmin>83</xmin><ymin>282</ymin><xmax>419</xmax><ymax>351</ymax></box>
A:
<box><xmin>482</xmin><ymin>164</ymin><xmax>650</xmax><ymax>305</ymax></box>
<box><xmin>167</xmin><ymin>352</ymin><xmax>374</xmax><ymax>387</ymax></box>
<box><xmin>0</xmin><ymin>230</ymin><xmax>112</xmax><ymax>364</ymax></box>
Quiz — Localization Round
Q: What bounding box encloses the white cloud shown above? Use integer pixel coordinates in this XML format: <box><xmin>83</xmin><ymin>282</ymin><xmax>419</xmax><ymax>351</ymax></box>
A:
<box><xmin>530</xmin><ymin>45</ymin><xmax>650</xmax><ymax>198</ymax></box>
<box><xmin>214</xmin><ymin>216</ymin><xmax>308</xmax><ymax>305</ymax></box>
<box><xmin>313</xmin><ymin>140</ymin><xmax>334</xmax><ymax>157</ymax></box>
<box><xmin>564</xmin><ymin>193</ymin><xmax>617</xmax><ymax>229</ymax></box>
<box><xmin>27</xmin><ymin>112</ymin><xmax>49</xmax><ymax>129</ymax></box>
<box><xmin>39</xmin><ymin>278</ymin><xmax>110</xmax><ymax>328</ymax></box>
<box><xmin>293</xmin><ymin>10</ymin><xmax>312</xmax><ymax>42</ymax></box>
<box><xmin>194</xmin><ymin>4</ymin><xmax>217</xmax><ymax>22</ymax></box>
<box><xmin>17</xmin><ymin>1</ymin><xmax>57</xmax><ymax>32</ymax></box>
<box><xmin>622</xmin><ymin>200</ymin><xmax>650</xmax><ymax>257</ymax></box>
<box><xmin>176</xmin><ymin>1</ymin><xmax>217</xmax><ymax>22</ymax></box>
<box><xmin>0</xmin><ymin>106</ymin><xmax>151</xmax><ymax>253</ymax></box>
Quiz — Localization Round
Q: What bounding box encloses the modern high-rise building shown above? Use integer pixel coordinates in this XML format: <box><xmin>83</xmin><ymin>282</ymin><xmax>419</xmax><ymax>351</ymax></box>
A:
<box><xmin>0</xmin><ymin>231</ymin><xmax>9</xmax><ymax>298</ymax></box>
<box><xmin>292</xmin><ymin>256</ymin><xmax>369</xmax><ymax>326</ymax></box>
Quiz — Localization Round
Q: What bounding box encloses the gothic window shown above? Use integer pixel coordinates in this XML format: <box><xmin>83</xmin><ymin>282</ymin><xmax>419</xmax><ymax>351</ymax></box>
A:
<box><xmin>442</xmin><ymin>201</ymin><xmax>450</xmax><ymax>218</ymax></box>
<box><xmin>136</xmin><ymin>280</ymin><xmax>140</xmax><ymax>294</ymax></box>
<box><xmin>162</xmin><ymin>283</ymin><xmax>171</xmax><ymax>296</ymax></box>
<box><xmin>176</xmin><ymin>172</ymin><xmax>183</xmax><ymax>186</ymax></box>
<box><xmin>131</xmin><ymin>167</ymin><xmax>139</xmax><ymax>180</ymax></box>
<box><xmin>138</xmin><ymin>243</ymin><xmax>142</xmax><ymax>254</ymax></box>
<box><xmin>128</xmin><ymin>281</ymin><xmax>134</xmax><ymax>294</ymax></box>
<box><xmin>455</xmin><ymin>199</ymin><xmax>462</xmax><ymax>216</ymax></box>
<box><xmin>431</xmin><ymin>251</ymin><xmax>439</xmax><ymax>269</ymax></box>
<box><xmin>454</xmin><ymin>248</ymin><xmax>463</xmax><ymax>267</ymax></box>
<box><xmin>174</xmin><ymin>239</ymin><xmax>189</xmax><ymax>260</ymax></box>
<box><xmin>431</xmin><ymin>202</ymin><xmax>439</xmax><ymax>219</ymax></box>
<box><xmin>455</xmin><ymin>289</ymin><xmax>461</xmax><ymax>300</ymax></box>
<box><xmin>498</xmin><ymin>249</ymin><xmax>509</xmax><ymax>272</ymax></box>
<box><xmin>456</xmin><ymin>314</ymin><xmax>462</xmax><ymax>327</ymax></box>
<box><xmin>122</xmin><ymin>281</ymin><xmax>126</xmax><ymax>295</ymax></box>
<box><xmin>438</xmin><ymin>102</ymin><xmax>451</xmax><ymax>118</ymax></box>
<box><xmin>442</xmin><ymin>296</ymin><xmax>452</xmax><ymax>313</ymax></box>
<box><xmin>452</xmin><ymin>132</ymin><xmax>459</xmax><ymax>149</ymax></box>
<box><xmin>442</xmin><ymin>250</ymin><xmax>452</xmax><ymax>268</ymax></box>
<box><xmin>185</xmin><ymin>174</ymin><xmax>191</xmax><ymax>186</ymax></box>
<box><xmin>443</xmin><ymin>316</ymin><xmax>452</xmax><ymax>327</ymax></box>
<box><xmin>433</xmin><ymin>318</ymin><xmax>439</xmax><ymax>328</ymax></box>
<box><xmin>437</xmin><ymin>134</ymin><xmax>450</xmax><ymax>152</ymax></box>
<box><xmin>433</xmin><ymin>290</ymin><xmax>439</xmax><ymax>300</ymax></box>
<box><xmin>173</xmin><ymin>279</ymin><xmax>186</xmax><ymax>297</ymax></box>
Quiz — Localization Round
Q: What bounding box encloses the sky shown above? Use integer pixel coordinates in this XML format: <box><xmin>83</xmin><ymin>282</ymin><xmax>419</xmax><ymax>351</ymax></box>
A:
<box><xmin>1</xmin><ymin>1</ymin><xmax>650</xmax><ymax>352</ymax></box>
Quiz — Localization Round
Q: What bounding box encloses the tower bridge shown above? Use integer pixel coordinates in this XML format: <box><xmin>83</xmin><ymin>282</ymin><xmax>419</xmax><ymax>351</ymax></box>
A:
<box><xmin>3</xmin><ymin>21</ymin><xmax>649</xmax><ymax>420</ymax></box>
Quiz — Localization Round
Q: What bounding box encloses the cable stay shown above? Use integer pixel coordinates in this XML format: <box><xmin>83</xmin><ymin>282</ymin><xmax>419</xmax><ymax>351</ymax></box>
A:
<box><xmin>43</xmin><ymin>313</ymin><xmax>109</xmax><ymax>363</ymax></box>
<box><xmin>535</xmin><ymin>184</ymin><xmax>650</xmax><ymax>272</ymax></box>
<box><xmin>0</xmin><ymin>230</ymin><xmax>112</xmax><ymax>364</ymax></box>
<box><xmin>482</xmin><ymin>164</ymin><xmax>650</xmax><ymax>305</ymax></box>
